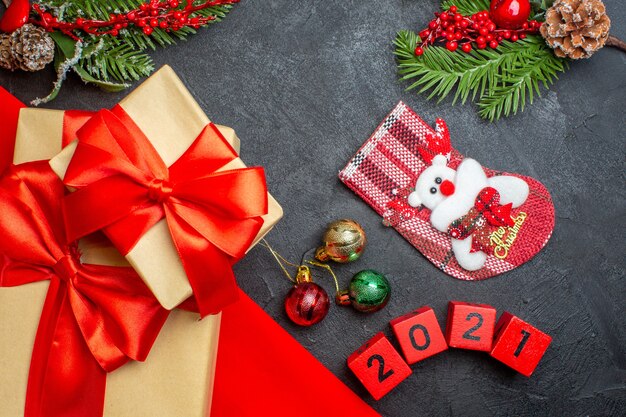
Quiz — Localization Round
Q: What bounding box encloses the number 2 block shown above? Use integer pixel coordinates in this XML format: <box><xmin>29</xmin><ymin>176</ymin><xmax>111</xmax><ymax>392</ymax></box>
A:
<box><xmin>390</xmin><ymin>306</ymin><xmax>448</xmax><ymax>364</ymax></box>
<box><xmin>445</xmin><ymin>301</ymin><xmax>496</xmax><ymax>351</ymax></box>
<box><xmin>347</xmin><ymin>332</ymin><xmax>412</xmax><ymax>400</ymax></box>
<box><xmin>490</xmin><ymin>312</ymin><xmax>552</xmax><ymax>377</ymax></box>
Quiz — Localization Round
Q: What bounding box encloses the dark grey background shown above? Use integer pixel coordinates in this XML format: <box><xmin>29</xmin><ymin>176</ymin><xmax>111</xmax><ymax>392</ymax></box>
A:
<box><xmin>2</xmin><ymin>1</ymin><xmax>625</xmax><ymax>416</ymax></box>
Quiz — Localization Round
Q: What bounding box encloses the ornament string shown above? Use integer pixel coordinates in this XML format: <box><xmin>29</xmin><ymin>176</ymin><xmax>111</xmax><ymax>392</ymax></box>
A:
<box><xmin>260</xmin><ymin>239</ymin><xmax>340</xmax><ymax>292</ymax></box>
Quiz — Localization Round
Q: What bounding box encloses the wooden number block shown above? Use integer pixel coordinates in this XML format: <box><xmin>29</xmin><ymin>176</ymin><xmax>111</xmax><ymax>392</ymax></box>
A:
<box><xmin>445</xmin><ymin>301</ymin><xmax>496</xmax><ymax>351</ymax></box>
<box><xmin>347</xmin><ymin>332</ymin><xmax>411</xmax><ymax>400</ymax></box>
<box><xmin>390</xmin><ymin>306</ymin><xmax>448</xmax><ymax>364</ymax></box>
<box><xmin>490</xmin><ymin>312</ymin><xmax>552</xmax><ymax>377</ymax></box>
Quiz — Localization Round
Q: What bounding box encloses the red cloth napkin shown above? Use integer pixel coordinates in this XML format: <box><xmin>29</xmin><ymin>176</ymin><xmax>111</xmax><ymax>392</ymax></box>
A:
<box><xmin>212</xmin><ymin>290</ymin><xmax>380</xmax><ymax>417</ymax></box>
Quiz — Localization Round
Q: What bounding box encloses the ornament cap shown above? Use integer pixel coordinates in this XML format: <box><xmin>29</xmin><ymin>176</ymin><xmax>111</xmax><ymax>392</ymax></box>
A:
<box><xmin>335</xmin><ymin>290</ymin><xmax>351</xmax><ymax>306</ymax></box>
<box><xmin>295</xmin><ymin>266</ymin><xmax>313</xmax><ymax>284</ymax></box>
<box><xmin>314</xmin><ymin>246</ymin><xmax>330</xmax><ymax>262</ymax></box>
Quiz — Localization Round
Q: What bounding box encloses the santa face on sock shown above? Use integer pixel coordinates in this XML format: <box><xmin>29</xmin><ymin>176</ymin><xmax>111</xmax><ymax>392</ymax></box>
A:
<box><xmin>408</xmin><ymin>119</ymin><xmax>529</xmax><ymax>271</ymax></box>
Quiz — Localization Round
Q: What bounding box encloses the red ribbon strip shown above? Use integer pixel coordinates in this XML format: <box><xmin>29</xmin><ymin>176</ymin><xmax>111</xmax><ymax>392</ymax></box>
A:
<box><xmin>0</xmin><ymin>86</ymin><xmax>25</xmax><ymax>175</ymax></box>
<box><xmin>61</xmin><ymin>106</ymin><xmax>268</xmax><ymax>316</ymax></box>
<box><xmin>0</xmin><ymin>162</ymin><xmax>169</xmax><ymax>417</ymax></box>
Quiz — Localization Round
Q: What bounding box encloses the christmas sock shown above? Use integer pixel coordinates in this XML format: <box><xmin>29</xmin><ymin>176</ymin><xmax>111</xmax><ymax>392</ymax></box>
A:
<box><xmin>339</xmin><ymin>102</ymin><xmax>554</xmax><ymax>280</ymax></box>
<box><xmin>212</xmin><ymin>289</ymin><xmax>380</xmax><ymax>417</ymax></box>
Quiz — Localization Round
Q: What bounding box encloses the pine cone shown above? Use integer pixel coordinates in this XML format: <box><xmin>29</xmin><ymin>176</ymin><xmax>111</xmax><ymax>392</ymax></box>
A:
<box><xmin>540</xmin><ymin>0</ymin><xmax>611</xmax><ymax>59</ymax></box>
<box><xmin>10</xmin><ymin>24</ymin><xmax>55</xmax><ymax>72</ymax></box>
<box><xmin>0</xmin><ymin>33</ymin><xmax>17</xmax><ymax>71</ymax></box>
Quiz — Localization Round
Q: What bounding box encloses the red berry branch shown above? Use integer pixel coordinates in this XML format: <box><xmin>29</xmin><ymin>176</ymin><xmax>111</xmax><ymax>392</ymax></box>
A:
<box><xmin>30</xmin><ymin>0</ymin><xmax>240</xmax><ymax>40</ymax></box>
<box><xmin>414</xmin><ymin>5</ymin><xmax>540</xmax><ymax>56</ymax></box>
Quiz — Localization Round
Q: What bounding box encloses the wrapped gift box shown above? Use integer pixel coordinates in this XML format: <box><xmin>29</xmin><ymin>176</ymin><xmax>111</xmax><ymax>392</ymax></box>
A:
<box><xmin>28</xmin><ymin>66</ymin><xmax>283</xmax><ymax>310</ymax></box>
<box><xmin>0</xmin><ymin>281</ymin><xmax>220</xmax><ymax>417</ymax></box>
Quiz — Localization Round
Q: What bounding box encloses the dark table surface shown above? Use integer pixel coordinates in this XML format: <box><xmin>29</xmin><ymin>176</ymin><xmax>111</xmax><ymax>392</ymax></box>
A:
<box><xmin>2</xmin><ymin>1</ymin><xmax>625</xmax><ymax>416</ymax></box>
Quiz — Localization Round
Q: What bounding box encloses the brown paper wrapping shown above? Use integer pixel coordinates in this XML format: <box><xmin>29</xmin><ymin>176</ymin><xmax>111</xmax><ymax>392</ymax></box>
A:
<box><xmin>48</xmin><ymin>65</ymin><xmax>283</xmax><ymax>310</ymax></box>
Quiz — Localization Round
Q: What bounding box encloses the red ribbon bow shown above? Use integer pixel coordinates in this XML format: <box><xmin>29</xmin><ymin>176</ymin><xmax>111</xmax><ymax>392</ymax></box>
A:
<box><xmin>61</xmin><ymin>106</ymin><xmax>268</xmax><ymax>317</ymax></box>
<box><xmin>0</xmin><ymin>162</ymin><xmax>169</xmax><ymax>417</ymax></box>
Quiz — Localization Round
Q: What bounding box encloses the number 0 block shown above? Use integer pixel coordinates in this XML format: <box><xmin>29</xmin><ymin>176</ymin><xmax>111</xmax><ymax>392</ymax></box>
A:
<box><xmin>347</xmin><ymin>332</ymin><xmax>412</xmax><ymax>400</ymax></box>
<box><xmin>390</xmin><ymin>306</ymin><xmax>448</xmax><ymax>364</ymax></box>
<box><xmin>490</xmin><ymin>312</ymin><xmax>552</xmax><ymax>377</ymax></box>
<box><xmin>445</xmin><ymin>301</ymin><xmax>496</xmax><ymax>351</ymax></box>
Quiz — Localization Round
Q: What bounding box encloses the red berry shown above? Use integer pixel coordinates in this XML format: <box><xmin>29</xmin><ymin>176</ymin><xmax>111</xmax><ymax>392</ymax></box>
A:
<box><xmin>461</xmin><ymin>43</ymin><xmax>472</xmax><ymax>53</ymax></box>
<box><xmin>489</xmin><ymin>40</ymin><xmax>499</xmax><ymax>48</ymax></box>
<box><xmin>76</xmin><ymin>18</ymin><xmax>85</xmax><ymax>25</ymax></box>
<box><xmin>419</xmin><ymin>29</ymin><xmax>430</xmax><ymax>38</ymax></box>
<box><xmin>519</xmin><ymin>33</ymin><xmax>526</xmax><ymax>39</ymax></box>
<box><xmin>497</xmin><ymin>36</ymin><xmax>503</xmax><ymax>41</ymax></box>
<box><xmin>522</xmin><ymin>22</ymin><xmax>529</xmax><ymax>30</ymax></box>
<box><xmin>510</xmin><ymin>33</ymin><xmax>519</xmax><ymax>41</ymax></box>
<box><xmin>429</xmin><ymin>20</ymin><xmax>438</xmax><ymax>29</ymax></box>
<box><xmin>460</xmin><ymin>20</ymin><xmax>469</xmax><ymax>28</ymax></box>
<box><xmin>159</xmin><ymin>20</ymin><xmax>168</xmax><ymax>28</ymax></box>
<box><xmin>446</xmin><ymin>32</ymin><xmax>455</xmax><ymax>41</ymax></box>
<box><xmin>442</xmin><ymin>21</ymin><xmax>450</xmax><ymax>28</ymax></box>
<box><xmin>446</xmin><ymin>41</ymin><xmax>458</xmax><ymax>52</ymax></box>
<box><xmin>486</xmin><ymin>34</ymin><xmax>494</xmax><ymax>41</ymax></box>
<box><xmin>169</xmin><ymin>0</ymin><xmax>180</xmax><ymax>7</ymax></box>
<box><xmin>490</xmin><ymin>0</ymin><xmax>531</xmax><ymax>30</ymax></box>
<box><xmin>487</xmin><ymin>22</ymin><xmax>496</xmax><ymax>32</ymax></box>
<box><xmin>440</xmin><ymin>12</ymin><xmax>449</xmax><ymax>20</ymax></box>
<box><xmin>150</xmin><ymin>9</ymin><xmax>158</xmax><ymax>16</ymax></box>
<box><xmin>415</xmin><ymin>46</ymin><xmax>424</xmax><ymax>56</ymax></box>
<box><xmin>449</xmin><ymin>5</ymin><xmax>457</xmax><ymax>13</ymax></box>
<box><xmin>477</xmin><ymin>35</ymin><xmax>486</xmax><ymax>44</ymax></box>
<box><xmin>143</xmin><ymin>26</ymin><xmax>153</xmax><ymax>35</ymax></box>
<box><xmin>454</xmin><ymin>13</ymin><xmax>463</xmax><ymax>21</ymax></box>
<box><xmin>477</xmin><ymin>42</ymin><xmax>487</xmax><ymax>49</ymax></box>
<box><xmin>140</xmin><ymin>4</ymin><xmax>149</xmax><ymax>11</ymax></box>
<box><xmin>114</xmin><ymin>23</ymin><xmax>123</xmax><ymax>30</ymax></box>
<box><xmin>173</xmin><ymin>11</ymin><xmax>183</xmax><ymax>19</ymax></box>
<box><xmin>150</xmin><ymin>18</ymin><xmax>158</xmax><ymax>26</ymax></box>
<box><xmin>479</xmin><ymin>27</ymin><xmax>488</xmax><ymax>36</ymax></box>
<box><xmin>127</xmin><ymin>11</ymin><xmax>137</xmax><ymax>20</ymax></box>
<box><xmin>137</xmin><ymin>19</ymin><xmax>146</xmax><ymax>27</ymax></box>
<box><xmin>454</xmin><ymin>32</ymin><xmax>463</xmax><ymax>40</ymax></box>
<box><xmin>503</xmin><ymin>30</ymin><xmax>511</xmax><ymax>39</ymax></box>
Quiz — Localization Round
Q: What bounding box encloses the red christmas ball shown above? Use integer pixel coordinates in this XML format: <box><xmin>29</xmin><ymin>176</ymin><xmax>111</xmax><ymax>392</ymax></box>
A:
<box><xmin>284</xmin><ymin>282</ymin><xmax>330</xmax><ymax>326</ymax></box>
<box><xmin>489</xmin><ymin>0</ymin><xmax>531</xmax><ymax>30</ymax></box>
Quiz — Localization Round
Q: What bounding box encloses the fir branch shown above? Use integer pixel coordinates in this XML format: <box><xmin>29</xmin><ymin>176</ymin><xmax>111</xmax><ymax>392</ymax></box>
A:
<box><xmin>77</xmin><ymin>38</ymin><xmax>154</xmax><ymax>83</ymax></box>
<box><xmin>394</xmin><ymin>31</ymin><xmax>568</xmax><ymax>121</ymax></box>
<box><xmin>441</xmin><ymin>0</ymin><xmax>490</xmax><ymax>15</ymax></box>
<box><xmin>478</xmin><ymin>45</ymin><xmax>566</xmax><ymax>120</ymax></box>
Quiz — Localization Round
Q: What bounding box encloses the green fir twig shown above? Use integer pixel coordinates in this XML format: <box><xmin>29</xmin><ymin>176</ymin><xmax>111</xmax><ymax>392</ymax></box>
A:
<box><xmin>394</xmin><ymin>30</ymin><xmax>568</xmax><ymax>121</ymax></box>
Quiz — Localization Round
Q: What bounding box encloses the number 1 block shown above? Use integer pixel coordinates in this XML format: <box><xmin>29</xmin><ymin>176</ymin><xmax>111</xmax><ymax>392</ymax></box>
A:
<box><xmin>445</xmin><ymin>301</ymin><xmax>496</xmax><ymax>351</ymax></box>
<box><xmin>390</xmin><ymin>306</ymin><xmax>448</xmax><ymax>364</ymax></box>
<box><xmin>347</xmin><ymin>332</ymin><xmax>412</xmax><ymax>400</ymax></box>
<box><xmin>490</xmin><ymin>312</ymin><xmax>552</xmax><ymax>377</ymax></box>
